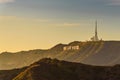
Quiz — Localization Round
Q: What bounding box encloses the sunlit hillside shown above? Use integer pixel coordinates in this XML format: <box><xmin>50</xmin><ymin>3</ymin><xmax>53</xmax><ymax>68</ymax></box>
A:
<box><xmin>0</xmin><ymin>41</ymin><xmax>120</xmax><ymax>70</ymax></box>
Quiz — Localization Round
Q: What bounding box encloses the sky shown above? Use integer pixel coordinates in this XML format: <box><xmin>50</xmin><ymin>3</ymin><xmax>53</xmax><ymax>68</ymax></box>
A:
<box><xmin>0</xmin><ymin>0</ymin><xmax>120</xmax><ymax>52</ymax></box>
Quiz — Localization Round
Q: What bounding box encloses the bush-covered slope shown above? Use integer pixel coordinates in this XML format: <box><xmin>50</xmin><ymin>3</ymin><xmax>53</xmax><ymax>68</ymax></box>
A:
<box><xmin>0</xmin><ymin>67</ymin><xmax>26</xmax><ymax>80</ymax></box>
<box><xmin>13</xmin><ymin>58</ymin><xmax>120</xmax><ymax>80</ymax></box>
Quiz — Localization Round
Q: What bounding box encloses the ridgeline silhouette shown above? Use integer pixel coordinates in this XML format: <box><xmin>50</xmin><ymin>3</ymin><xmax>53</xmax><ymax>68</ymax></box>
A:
<box><xmin>1</xmin><ymin>58</ymin><xmax>120</xmax><ymax>80</ymax></box>
<box><xmin>0</xmin><ymin>41</ymin><xmax>120</xmax><ymax>70</ymax></box>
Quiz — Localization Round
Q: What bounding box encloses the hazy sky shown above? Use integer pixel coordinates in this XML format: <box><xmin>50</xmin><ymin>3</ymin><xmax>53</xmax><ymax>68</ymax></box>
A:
<box><xmin>0</xmin><ymin>0</ymin><xmax>120</xmax><ymax>52</ymax></box>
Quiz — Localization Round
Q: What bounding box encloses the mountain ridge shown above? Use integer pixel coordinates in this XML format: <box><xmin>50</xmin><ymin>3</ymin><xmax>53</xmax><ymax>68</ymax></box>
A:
<box><xmin>0</xmin><ymin>41</ymin><xmax>120</xmax><ymax>70</ymax></box>
<box><xmin>1</xmin><ymin>58</ymin><xmax>120</xmax><ymax>80</ymax></box>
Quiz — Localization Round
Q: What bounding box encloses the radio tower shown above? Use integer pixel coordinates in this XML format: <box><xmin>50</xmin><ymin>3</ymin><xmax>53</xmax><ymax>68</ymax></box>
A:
<box><xmin>94</xmin><ymin>20</ymin><xmax>99</xmax><ymax>41</ymax></box>
<box><xmin>90</xmin><ymin>20</ymin><xmax>99</xmax><ymax>41</ymax></box>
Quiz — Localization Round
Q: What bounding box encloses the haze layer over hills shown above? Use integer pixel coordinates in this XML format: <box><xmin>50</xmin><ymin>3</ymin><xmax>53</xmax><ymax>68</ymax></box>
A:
<box><xmin>0</xmin><ymin>41</ymin><xmax>120</xmax><ymax>70</ymax></box>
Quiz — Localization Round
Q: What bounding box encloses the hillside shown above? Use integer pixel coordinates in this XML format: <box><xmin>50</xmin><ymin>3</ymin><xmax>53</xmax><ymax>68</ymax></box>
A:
<box><xmin>0</xmin><ymin>67</ymin><xmax>26</xmax><ymax>80</ymax></box>
<box><xmin>0</xmin><ymin>58</ymin><xmax>120</xmax><ymax>80</ymax></box>
<box><xmin>0</xmin><ymin>41</ymin><xmax>120</xmax><ymax>70</ymax></box>
<box><xmin>11</xmin><ymin>58</ymin><xmax>120</xmax><ymax>80</ymax></box>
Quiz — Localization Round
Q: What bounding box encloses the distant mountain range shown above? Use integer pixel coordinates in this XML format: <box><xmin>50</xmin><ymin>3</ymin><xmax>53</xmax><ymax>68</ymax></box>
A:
<box><xmin>0</xmin><ymin>41</ymin><xmax>120</xmax><ymax>70</ymax></box>
<box><xmin>1</xmin><ymin>58</ymin><xmax>120</xmax><ymax>80</ymax></box>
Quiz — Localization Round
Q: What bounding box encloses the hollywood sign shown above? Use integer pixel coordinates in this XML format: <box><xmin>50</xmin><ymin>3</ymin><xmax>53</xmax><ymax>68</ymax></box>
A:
<box><xmin>63</xmin><ymin>45</ymin><xmax>80</xmax><ymax>51</ymax></box>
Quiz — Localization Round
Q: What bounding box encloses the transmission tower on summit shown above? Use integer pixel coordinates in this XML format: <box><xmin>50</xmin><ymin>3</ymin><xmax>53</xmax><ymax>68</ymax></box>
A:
<box><xmin>91</xmin><ymin>20</ymin><xmax>99</xmax><ymax>41</ymax></box>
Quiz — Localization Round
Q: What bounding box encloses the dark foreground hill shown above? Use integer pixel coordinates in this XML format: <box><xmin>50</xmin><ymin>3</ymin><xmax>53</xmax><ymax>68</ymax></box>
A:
<box><xmin>1</xmin><ymin>58</ymin><xmax>120</xmax><ymax>80</ymax></box>
<box><xmin>0</xmin><ymin>67</ymin><xmax>26</xmax><ymax>80</ymax></box>
<box><xmin>0</xmin><ymin>41</ymin><xmax>120</xmax><ymax>70</ymax></box>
